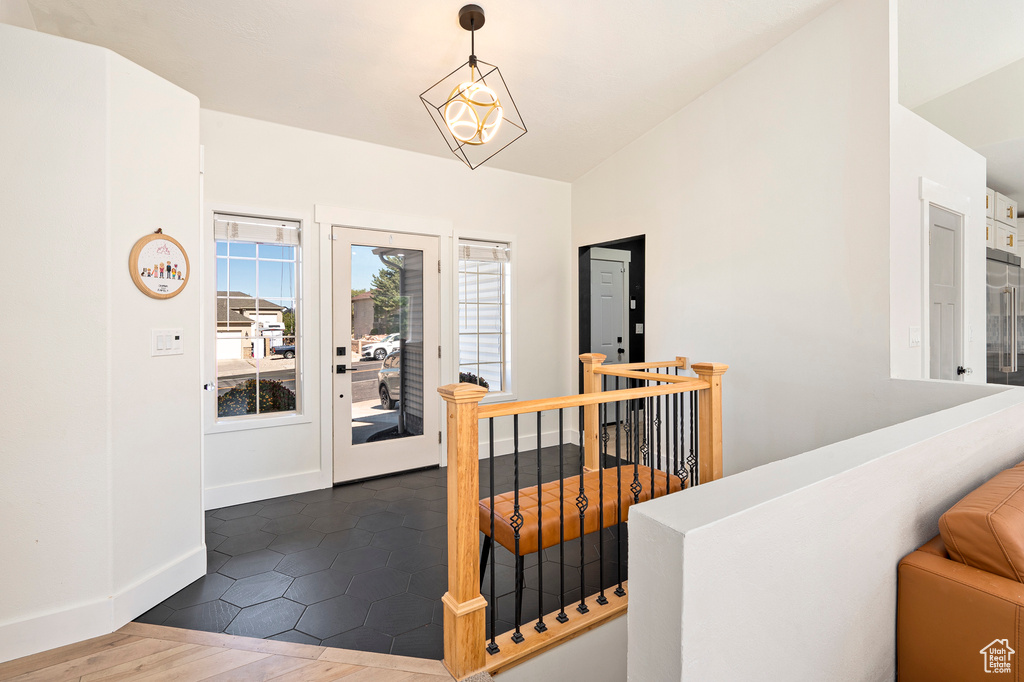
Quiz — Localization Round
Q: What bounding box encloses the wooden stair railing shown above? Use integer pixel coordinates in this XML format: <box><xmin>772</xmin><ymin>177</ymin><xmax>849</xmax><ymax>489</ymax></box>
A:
<box><xmin>438</xmin><ymin>355</ymin><xmax>728</xmax><ymax>680</ymax></box>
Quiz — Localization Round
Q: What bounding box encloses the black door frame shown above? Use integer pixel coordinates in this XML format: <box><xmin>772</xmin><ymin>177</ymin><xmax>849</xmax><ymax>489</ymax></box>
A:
<box><xmin>578</xmin><ymin>235</ymin><xmax>645</xmax><ymax>392</ymax></box>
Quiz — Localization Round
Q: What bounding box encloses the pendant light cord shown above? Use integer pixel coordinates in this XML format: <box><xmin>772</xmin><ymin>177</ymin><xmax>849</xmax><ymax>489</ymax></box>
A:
<box><xmin>469</xmin><ymin>17</ymin><xmax>477</xmax><ymax>75</ymax></box>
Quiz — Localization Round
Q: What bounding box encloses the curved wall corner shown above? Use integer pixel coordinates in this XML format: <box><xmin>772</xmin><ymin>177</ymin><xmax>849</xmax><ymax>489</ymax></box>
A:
<box><xmin>0</xmin><ymin>23</ymin><xmax>204</xmax><ymax>663</ymax></box>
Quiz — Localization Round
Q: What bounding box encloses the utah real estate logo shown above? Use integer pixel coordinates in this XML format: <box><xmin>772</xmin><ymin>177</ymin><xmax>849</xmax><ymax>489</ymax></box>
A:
<box><xmin>980</xmin><ymin>639</ymin><xmax>1014</xmax><ymax>674</ymax></box>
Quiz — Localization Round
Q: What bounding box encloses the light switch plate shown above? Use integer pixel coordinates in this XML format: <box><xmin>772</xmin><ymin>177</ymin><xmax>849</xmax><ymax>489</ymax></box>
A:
<box><xmin>153</xmin><ymin>329</ymin><xmax>184</xmax><ymax>356</ymax></box>
<box><xmin>636</xmin><ymin>323</ymin><xmax>644</xmax><ymax>334</ymax></box>
<box><xmin>909</xmin><ymin>326</ymin><xmax>921</xmax><ymax>348</ymax></box>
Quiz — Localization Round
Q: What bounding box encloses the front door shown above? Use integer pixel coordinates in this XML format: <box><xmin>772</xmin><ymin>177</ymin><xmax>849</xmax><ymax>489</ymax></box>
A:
<box><xmin>332</xmin><ymin>227</ymin><xmax>440</xmax><ymax>482</ymax></box>
<box><xmin>590</xmin><ymin>253</ymin><xmax>630</xmax><ymax>364</ymax></box>
<box><xmin>929</xmin><ymin>205</ymin><xmax>963</xmax><ymax>381</ymax></box>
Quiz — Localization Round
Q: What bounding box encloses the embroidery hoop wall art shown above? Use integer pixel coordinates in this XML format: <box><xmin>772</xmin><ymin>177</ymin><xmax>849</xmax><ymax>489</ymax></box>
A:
<box><xmin>129</xmin><ymin>230</ymin><xmax>190</xmax><ymax>299</ymax></box>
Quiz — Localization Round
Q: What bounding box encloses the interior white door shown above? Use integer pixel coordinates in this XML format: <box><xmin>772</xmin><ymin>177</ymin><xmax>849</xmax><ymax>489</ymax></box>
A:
<box><xmin>929</xmin><ymin>205</ymin><xmax>963</xmax><ymax>381</ymax></box>
<box><xmin>332</xmin><ymin>227</ymin><xmax>440</xmax><ymax>482</ymax></box>
<box><xmin>590</xmin><ymin>257</ymin><xmax>629</xmax><ymax>364</ymax></box>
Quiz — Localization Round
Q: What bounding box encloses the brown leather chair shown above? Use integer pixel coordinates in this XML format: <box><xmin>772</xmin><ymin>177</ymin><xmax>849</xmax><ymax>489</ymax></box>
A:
<box><xmin>898</xmin><ymin>465</ymin><xmax>1024</xmax><ymax>681</ymax></box>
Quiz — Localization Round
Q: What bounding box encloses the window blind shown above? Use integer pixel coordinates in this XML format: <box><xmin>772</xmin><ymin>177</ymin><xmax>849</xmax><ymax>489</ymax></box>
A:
<box><xmin>214</xmin><ymin>215</ymin><xmax>300</xmax><ymax>245</ymax></box>
<box><xmin>458</xmin><ymin>239</ymin><xmax>510</xmax><ymax>263</ymax></box>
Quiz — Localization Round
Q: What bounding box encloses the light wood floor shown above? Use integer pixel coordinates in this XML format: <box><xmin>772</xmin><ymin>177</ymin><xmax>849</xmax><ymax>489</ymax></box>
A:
<box><xmin>0</xmin><ymin>623</ymin><xmax>454</xmax><ymax>682</ymax></box>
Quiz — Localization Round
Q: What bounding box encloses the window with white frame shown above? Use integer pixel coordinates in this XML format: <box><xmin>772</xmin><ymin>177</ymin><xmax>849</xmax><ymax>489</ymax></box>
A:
<box><xmin>214</xmin><ymin>214</ymin><xmax>301</xmax><ymax>419</ymax></box>
<box><xmin>458</xmin><ymin>239</ymin><xmax>511</xmax><ymax>393</ymax></box>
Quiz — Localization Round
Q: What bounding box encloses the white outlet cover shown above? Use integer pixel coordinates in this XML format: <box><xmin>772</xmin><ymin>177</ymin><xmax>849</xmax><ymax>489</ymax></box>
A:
<box><xmin>909</xmin><ymin>326</ymin><xmax>921</xmax><ymax>348</ymax></box>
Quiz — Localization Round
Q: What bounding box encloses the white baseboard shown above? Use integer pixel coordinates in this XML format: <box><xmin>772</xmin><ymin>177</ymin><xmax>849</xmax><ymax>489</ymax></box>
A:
<box><xmin>0</xmin><ymin>594</ymin><xmax>111</xmax><ymax>665</ymax></box>
<box><xmin>0</xmin><ymin>543</ymin><xmax>205</xmax><ymax>665</ymax></box>
<box><xmin>204</xmin><ymin>469</ymin><xmax>330</xmax><ymax>510</ymax></box>
<box><xmin>112</xmin><ymin>545</ymin><xmax>206</xmax><ymax>625</ymax></box>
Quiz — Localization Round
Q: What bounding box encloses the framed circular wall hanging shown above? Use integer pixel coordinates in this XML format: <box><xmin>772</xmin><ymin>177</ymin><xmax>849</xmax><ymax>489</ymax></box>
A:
<box><xmin>129</xmin><ymin>230</ymin><xmax>190</xmax><ymax>299</ymax></box>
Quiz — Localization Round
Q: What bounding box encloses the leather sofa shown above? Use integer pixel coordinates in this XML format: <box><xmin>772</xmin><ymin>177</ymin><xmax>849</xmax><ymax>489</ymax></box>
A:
<box><xmin>898</xmin><ymin>464</ymin><xmax>1024</xmax><ymax>680</ymax></box>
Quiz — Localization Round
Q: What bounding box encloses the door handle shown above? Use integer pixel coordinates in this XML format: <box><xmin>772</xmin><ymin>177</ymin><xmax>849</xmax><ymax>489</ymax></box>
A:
<box><xmin>1007</xmin><ymin>284</ymin><xmax>1015</xmax><ymax>374</ymax></box>
<box><xmin>1002</xmin><ymin>288</ymin><xmax>1013</xmax><ymax>373</ymax></box>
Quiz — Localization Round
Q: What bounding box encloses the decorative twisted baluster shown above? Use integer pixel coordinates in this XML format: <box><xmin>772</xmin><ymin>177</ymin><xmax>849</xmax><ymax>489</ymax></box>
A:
<box><xmin>577</xmin><ymin>406</ymin><xmax>589</xmax><ymax>614</ymax></box>
<box><xmin>511</xmin><ymin>414</ymin><xmax>525</xmax><ymax>644</ymax></box>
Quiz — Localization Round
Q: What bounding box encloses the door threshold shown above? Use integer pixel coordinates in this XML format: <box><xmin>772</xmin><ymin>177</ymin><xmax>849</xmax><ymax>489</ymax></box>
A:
<box><xmin>335</xmin><ymin>464</ymin><xmax>441</xmax><ymax>487</ymax></box>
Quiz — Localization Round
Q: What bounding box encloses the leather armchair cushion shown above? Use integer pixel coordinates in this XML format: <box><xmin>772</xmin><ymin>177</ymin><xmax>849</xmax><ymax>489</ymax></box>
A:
<box><xmin>939</xmin><ymin>466</ymin><xmax>1024</xmax><ymax>582</ymax></box>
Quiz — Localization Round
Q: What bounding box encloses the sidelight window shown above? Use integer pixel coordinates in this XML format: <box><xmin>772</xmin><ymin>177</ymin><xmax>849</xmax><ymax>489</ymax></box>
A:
<box><xmin>458</xmin><ymin>238</ymin><xmax>511</xmax><ymax>394</ymax></box>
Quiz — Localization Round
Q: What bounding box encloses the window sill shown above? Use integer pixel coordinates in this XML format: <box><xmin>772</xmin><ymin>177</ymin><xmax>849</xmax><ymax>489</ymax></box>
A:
<box><xmin>481</xmin><ymin>390</ymin><xmax>517</xmax><ymax>405</ymax></box>
<box><xmin>205</xmin><ymin>412</ymin><xmax>312</xmax><ymax>435</ymax></box>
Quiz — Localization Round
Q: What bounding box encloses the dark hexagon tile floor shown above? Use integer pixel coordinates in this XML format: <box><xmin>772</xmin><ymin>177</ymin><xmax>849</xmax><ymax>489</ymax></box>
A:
<box><xmin>136</xmin><ymin>446</ymin><xmax>628</xmax><ymax>660</ymax></box>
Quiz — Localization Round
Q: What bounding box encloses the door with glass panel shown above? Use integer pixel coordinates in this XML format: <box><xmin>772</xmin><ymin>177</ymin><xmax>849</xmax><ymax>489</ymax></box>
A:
<box><xmin>332</xmin><ymin>227</ymin><xmax>440</xmax><ymax>482</ymax></box>
<box><xmin>214</xmin><ymin>215</ymin><xmax>301</xmax><ymax>421</ymax></box>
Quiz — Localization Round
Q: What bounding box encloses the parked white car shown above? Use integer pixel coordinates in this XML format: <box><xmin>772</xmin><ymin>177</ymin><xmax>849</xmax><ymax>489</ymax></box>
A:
<box><xmin>362</xmin><ymin>333</ymin><xmax>400</xmax><ymax>361</ymax></box>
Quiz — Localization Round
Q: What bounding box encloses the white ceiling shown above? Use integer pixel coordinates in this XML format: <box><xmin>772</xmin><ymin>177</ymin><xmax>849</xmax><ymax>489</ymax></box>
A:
<box><xmin>898</xmin><ymin>1</ymin><xmax>1024</xmax><ymax>201</ymax></box>
<box><xmin>898</xmin><ymin>0</ymin><xmax>1024</xmax><ymax>109</ymax></box>
<box><xmin>23</xmin><ymin>0</ymin><xmax>840</xmax><ymax>182</ymax></box>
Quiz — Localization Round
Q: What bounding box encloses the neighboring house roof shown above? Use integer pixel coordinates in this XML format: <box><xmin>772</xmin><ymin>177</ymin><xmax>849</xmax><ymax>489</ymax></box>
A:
<box><xmin>216</xmin><ymin>300</ymin><xmax>251</xmax><ymax>324</ymax></box>
<box><xmin>217</xmin><ymin>291</ymin><xmax>288</xmax><ymax>311</ymax></box>
<box><xmin>352</xmin><ymin>292</ymin><xmax>374</xmax><ymax>301</ymax></box>
<box><xmin>217</xmin><ymin>293</ymin><xmax>288</xmax><ymax>325</ymax></box>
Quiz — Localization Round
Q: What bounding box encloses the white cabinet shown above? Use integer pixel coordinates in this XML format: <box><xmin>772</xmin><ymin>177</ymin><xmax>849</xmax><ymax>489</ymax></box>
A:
<box><xmin>987</xmin><ymin>218</ymin><xmax>997</xmax><ymax>249</ymax></box>
<box><xmin>995</xmin><ymin>192</ymin><xmax>1017</xmax><ymax>226</ymax></box>
<box><xmin>995</xmin><ymin>222</ymin><xmax>1018</xmax><ymax>254</ymax></box>
<box><xmin>987</xmin><ymin>188</ymin><xmax>996</xmax><ymax>219</ymax></box>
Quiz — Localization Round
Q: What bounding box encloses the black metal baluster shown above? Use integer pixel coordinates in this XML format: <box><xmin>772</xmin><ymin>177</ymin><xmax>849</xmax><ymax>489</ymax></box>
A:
<box><xmin>648</xmin><ymin>396</ymin><xmax>655</xmax><ymax>500</ymax></box>
<box><xmin>673</xmin><ymin>390</ymin><xmax>683</xmax><ymax>491</ymax></box>
<box><xmin>535</xmin><ymin>411</ymin><xmax>546</xmax><ymax>633</ymax></box>
<box><xmin>631</xmin><ymin>395</ymin><xmax>641</xmax><ymax>505</ymax></box>
<box><xmin>577</xmin><ymin>405</ymin><xmax>589</xmax><ymax>614</ymax></box>
<box><xmin>622</xmin><ymin>379</ymin><xmax>632</xmax><ymax>463</ymax></box>
<box><xmin>556</xmin><ymin>409</ymin><xmax>568</xmax><ymax>623</ymax></box>
<box><xmin>614</xmin><ymin>377</ymin><xmax>625</xmax><ymax>598</ymax></box>
<box><xmin>597</xmin><ymin>396</ymin><xmax>608</xmax><ymax>606</ymax></box>
<box><xmin>511</xmin><ymin>415</ymin><xmax>525</xmax><ymax>643</ymax></box>
<box><xmin>487</xmin><ymin>418</ymin><xmax>499</xmax><ymax>654</ymax></box>
<box><xmin>655</xmin><ymin>384</ymin><xmax>662</xmax><ymax>493</ymax></box>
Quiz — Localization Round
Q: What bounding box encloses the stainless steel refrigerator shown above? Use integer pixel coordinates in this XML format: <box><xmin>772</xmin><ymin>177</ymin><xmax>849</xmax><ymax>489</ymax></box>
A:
<box><xmin>987</xmin><ymin>248</ymin><xmax>1024</xmax><ymax>385</ymax></box>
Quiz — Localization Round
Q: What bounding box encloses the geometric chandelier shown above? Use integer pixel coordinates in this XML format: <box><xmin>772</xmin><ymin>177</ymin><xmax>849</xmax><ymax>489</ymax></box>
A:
<box><xmin>419</xmin><ymin>4</ymin><xmax>527</xmax><ymax>170</ymax></box>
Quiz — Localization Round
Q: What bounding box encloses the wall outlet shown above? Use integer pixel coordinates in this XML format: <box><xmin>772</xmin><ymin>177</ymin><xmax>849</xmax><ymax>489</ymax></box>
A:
<box><xmin>636</xmin><ymin>323</ymin><xmax>644</xmax><ymax>334</ymax></box>
<box><xmin>909</xmin><ymin>326</ymin><xmax>921</xmax><ymax>348</ymax></box>
<box><xmin>153</xmin><ymin>329</ymin><xmax>184</xmax><ymax>356</ymax></box>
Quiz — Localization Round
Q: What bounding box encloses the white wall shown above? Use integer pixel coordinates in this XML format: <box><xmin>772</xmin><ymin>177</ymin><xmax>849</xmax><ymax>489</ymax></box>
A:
<box><xmin>629</xmin><ymin>384</ymin><xmax>1022</xmax><ymax>681</ymax></box>
<box><xmin>200</xmin><ymin>110</ymin><xmax>573</xmax><ymax>507</ymax></box>
<box><xmin>0</xmin><ymin>24</ymin><xmax>203</xmax><ymax>662</ymax></box>
<box><xmin>495</xmin><ymin>615</ymin><xmax>626</xmax><ymax>682</ymax></box>
<box><xmin>570</xmin><ymin>0</ymin><xmax>1002</xmax><ymax>476</ymax></box>
<box><xmin>889</xmin><ymin>105</ymin><xmax>987</xmax><ymax>381</ymax></box>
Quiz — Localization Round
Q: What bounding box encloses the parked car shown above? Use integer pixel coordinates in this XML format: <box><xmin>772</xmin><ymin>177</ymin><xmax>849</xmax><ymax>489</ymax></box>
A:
<box><xmin>270</xmin><ymin>344</ymin><xmax>295</xmax><ymax>359</ymax></box>
<box><xmin>362</xmin><ymin>333</ymin><xmax>400</xmax><ymax>361</ymax></box>
<box><xmin>378</xmin><ymin>351</ymin><xmax>400</xmax><ymax>409</ymax></box>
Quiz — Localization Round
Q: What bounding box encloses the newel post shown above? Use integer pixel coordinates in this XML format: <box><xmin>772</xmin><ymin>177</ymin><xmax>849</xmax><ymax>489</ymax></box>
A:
<box><xmin>438</xmin><ymin>382</ymin><xmax>489</xmax><ymax>680</ymax></box>
<box><xmin>692</xmin><ymin>362</ymin><xmax>728</xmax><ymax>482</ymax></box>
<box><xmin>579</xmin><ymin>353</ymin><xmax>607</xmax><ymax>470</ymax></box>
